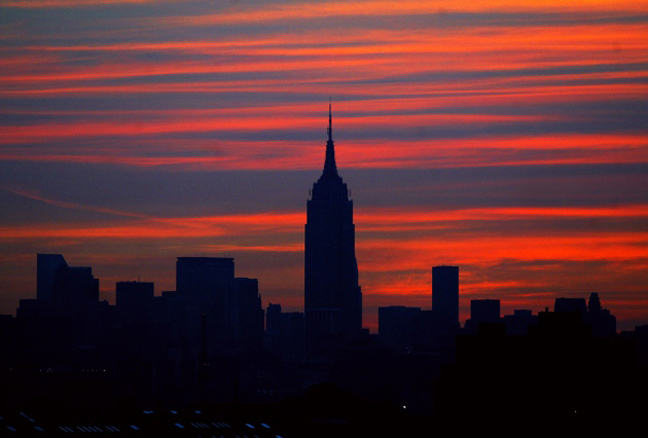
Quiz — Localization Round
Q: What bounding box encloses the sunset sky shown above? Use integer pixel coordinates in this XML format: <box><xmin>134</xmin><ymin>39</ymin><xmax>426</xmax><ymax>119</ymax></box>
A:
<box><xmin>1</xmin><ymin>0</ymin><xmax>647</xmax><ymax>332</ymax></box>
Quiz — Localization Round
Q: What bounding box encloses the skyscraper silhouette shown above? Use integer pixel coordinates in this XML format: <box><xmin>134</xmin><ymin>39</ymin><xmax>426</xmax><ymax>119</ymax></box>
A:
<box><xmin>36</xmin><ymin>253</ymin><xmax>67</xmax><ymax>302</ymax></box>
<box><xmin>304</xmin><ymin>105</ymin><xmax>362</xmax><ymax>343</ymax></box>
<box><xmin>432</xmin><ymin>265</ymin><xmax>459</xmax><ymax>335</ymax></box>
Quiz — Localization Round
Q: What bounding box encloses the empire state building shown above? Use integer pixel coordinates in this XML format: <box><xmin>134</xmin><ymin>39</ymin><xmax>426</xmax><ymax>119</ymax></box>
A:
<box><xmin>304</xmin><ymin>105</ymin><xmax>362</xmax><ymax>342</ymax></box>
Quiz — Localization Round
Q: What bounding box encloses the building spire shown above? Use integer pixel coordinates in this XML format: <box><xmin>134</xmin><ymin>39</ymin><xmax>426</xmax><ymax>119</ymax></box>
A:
<box><xmin>327</xmin><ymin>102</ymin><xmax>332</xmax><ymax>142</ymax></box>
<box><xmin>322</xmin><ymin>102</ymin><xmax>338</xmax><ymax>178</ymax></box>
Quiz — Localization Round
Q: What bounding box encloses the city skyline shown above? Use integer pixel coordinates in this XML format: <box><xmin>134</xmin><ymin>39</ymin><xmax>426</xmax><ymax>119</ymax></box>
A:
<box><xmin>6</xmin><ymin>248</ymin><xmax>637</xmax><ymax>430</ymax></box>
<box><xmin>1</xmin><ymin>0</ymin><xmax>648</xmax><ymax>332</ymax></box>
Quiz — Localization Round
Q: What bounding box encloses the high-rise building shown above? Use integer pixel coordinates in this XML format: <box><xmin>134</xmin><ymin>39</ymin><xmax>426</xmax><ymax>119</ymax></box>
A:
<box><xmin>265</xmin><ymin>303</ymin><xmax>283</xmax><ymax>350</ymax></box>
<box><xmin>116</xmin><ymin>280</ymin><xmax>154</xmax><ymax>307</ymax></box>
<box><xmin>37</xmin><ymin>253</ymin><xmax>68</xmax><ymax>301</ymax></box>
<box><xmin>464</xmin><ymin>299</ymin><xmax>500</xmax><ymax>334</ymax></box>
<box><xmin>503</xmin><ymin>309</ymin><xmax>538</xmax><ymax>336</ymax></box>
<box><xmin>554</xmin><ymin>297</ymin><xmax>587</xmax><ymax>315</ymax></box>
<box><xmin>232</xmin><ymin>277</ymin><xmax>264</xmax><ymax>348</ymax></box>
<box><xmin>176</xmin><ymin>257</ymin><xmax>235</xmax><ymax>294</ymax></box>
<box><xmin>173</xmin><ymin>257</ymin><xmax>263</xmax><ymax>350</ymax></box>
<box><xmin>587</xmin><ymin>292</ymin><xmax>616</xmax><ymax>337</ymax></box>
<box><xmin>50</xmin><ymin>264</ymin><xmax>99</xmax><ymax>319</ymax></box>
<box><xmin>175</xmin><ymin>257</ymin><xmax>235</xmax><ymax>342</ymax></box>
<box><xmin>432</xmin><ymin>265</ymin><xmax>459</xmax><ymax>333</ymax></box>
<box><xmin>116</xmin><ymin>280</ymin><xmax>154</xmax><ymax>327</ymax></box>
<box><xmin>470</xmin><ymin>299</ymin><xmax>500</xmax><ymax>323</ymax></box>
<box><xmin>34</xmin><ymin>254</ymin><xmax>98</xmax><ymax>311</ymax></box>
<box><xmin>304</xmin><ymin>105</ymin><xmax>362</xmax><ymax>341</ymax></box>
<box><xmin>265</xmin><ymin>303</ymin><xmax>305</xmax><ymax>356</ymax></box>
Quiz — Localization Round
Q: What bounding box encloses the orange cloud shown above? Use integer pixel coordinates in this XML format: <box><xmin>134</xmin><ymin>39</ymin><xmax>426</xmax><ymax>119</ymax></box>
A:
<box><xmin>3</xmin><ymin>130</ymin><xmax>645</xmax><ymax>170</ymax></box>
<box><xmin>160</xmin><ymin>1</ymin><xmax>647</xmax><ymax>27</ymax></box>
